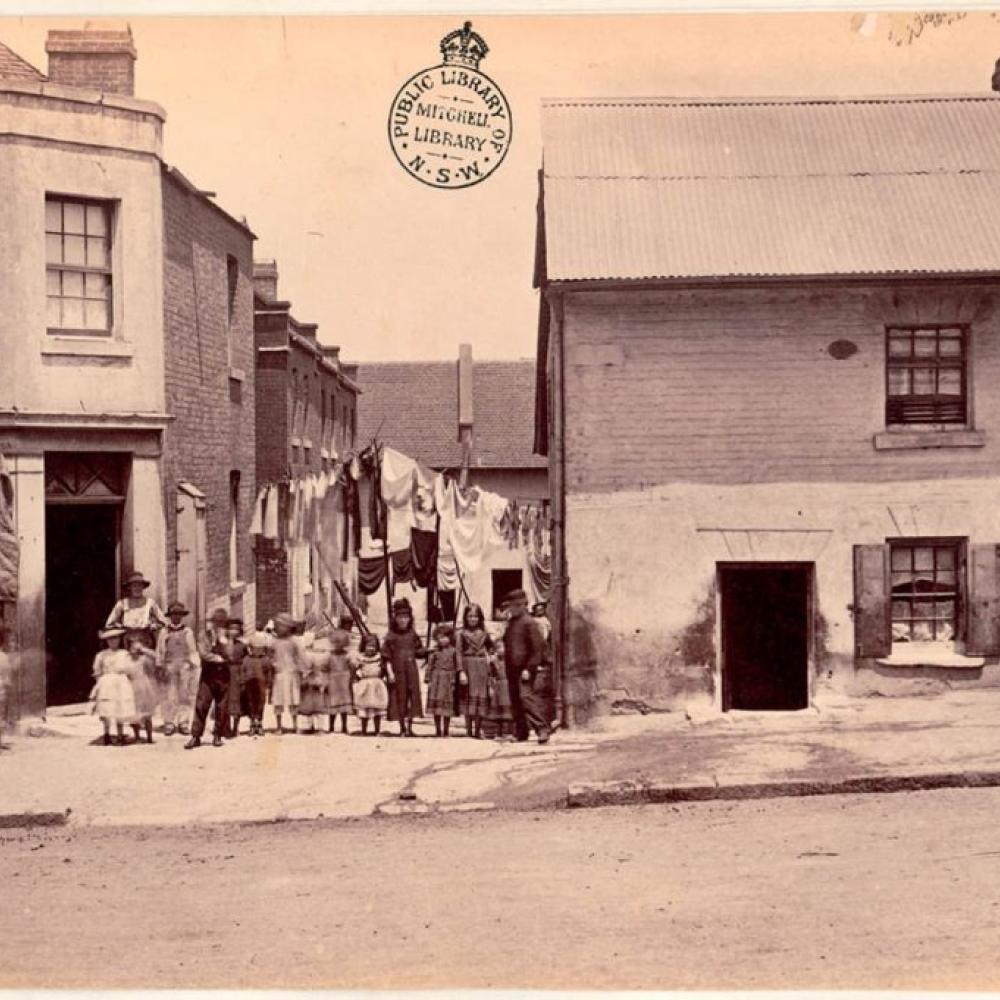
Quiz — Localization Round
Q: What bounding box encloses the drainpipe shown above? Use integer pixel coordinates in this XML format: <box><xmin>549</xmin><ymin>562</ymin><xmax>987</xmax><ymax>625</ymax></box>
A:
<box><xmin>545</xmin><ymin>287</ymin><xmax>568</xmax><ymax>728</ymax></box>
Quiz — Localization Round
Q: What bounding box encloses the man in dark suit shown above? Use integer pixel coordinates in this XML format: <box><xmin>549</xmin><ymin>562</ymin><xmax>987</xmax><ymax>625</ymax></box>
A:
<box><xmin>502</xmin><ymin>589</ymin><xmax>551</xmax><ymax>744</ymax></box>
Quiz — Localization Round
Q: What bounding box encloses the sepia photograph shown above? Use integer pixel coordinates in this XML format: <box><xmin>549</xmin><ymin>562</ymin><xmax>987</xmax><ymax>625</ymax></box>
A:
<box><xmin>1</xmin><ymin>3</ymin><xmax>1000</xmax><ymax>990</ymax></box>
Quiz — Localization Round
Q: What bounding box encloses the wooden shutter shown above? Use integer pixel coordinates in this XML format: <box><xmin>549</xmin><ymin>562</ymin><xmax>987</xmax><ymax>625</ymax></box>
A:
<box><xmin>966</xmin><ymin>543</ymin><xmax>1000</xmax><ymax>656</ymax></box>
<box><xmin>853</xmin><ymin>544</ymin><xmax>890</xmax><ymax>658</ymax></box>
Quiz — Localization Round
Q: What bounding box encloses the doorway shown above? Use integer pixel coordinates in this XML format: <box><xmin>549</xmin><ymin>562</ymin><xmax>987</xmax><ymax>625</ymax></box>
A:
<box><xmin>719</xmin><ymin>563</ymin><xmax>811</xmax><ymax>711</ymax></box>
<box><xmin>45</xmin><ymin>504</ymin><xmax>120</xmax><ymax>705</ymax></box>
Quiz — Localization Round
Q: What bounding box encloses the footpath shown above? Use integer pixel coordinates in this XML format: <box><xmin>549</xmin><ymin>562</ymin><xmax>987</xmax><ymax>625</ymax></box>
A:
<box><xmin>3</xmin><ymin>690</ymin><xmax>1000</xmax><ymax>827</ymax></box>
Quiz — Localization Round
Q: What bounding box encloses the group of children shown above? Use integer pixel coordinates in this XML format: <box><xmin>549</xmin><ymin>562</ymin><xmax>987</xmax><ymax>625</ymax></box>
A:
<box><xmin>87</xmin><ymin>589</ymin><xmax>537</xmax><ymax>746</ymax></box>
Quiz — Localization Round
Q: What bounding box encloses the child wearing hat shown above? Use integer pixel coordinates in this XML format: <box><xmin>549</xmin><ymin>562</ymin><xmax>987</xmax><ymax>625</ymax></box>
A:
<box><xmin>185</xmin><ymin>608</ymin><xmax>234</xmax><ymax>749</ymax></box>
<box><xmin>424</xmin><ymin>623</ymin><xmax>459</xmax><ymax>738</ymax></box>
<box><xmin>270</xmin><ymin>612</ymin><xmax>306</xmax><ymax>734</ymax></box>
<box><xmin>382</xmin><ymin>597</ymin><xmax>426</xmax><ymax>737</ymax></box>
<box><xmin>155</xmin><ymin>602</ymin><xmax>199</xmax><ymax>736</ymax></box>
<box><xmin>89</xmin><ymin>626</ymin><xmax>135</xmax><ymax>746</ymax></box>
<box><xmin>225</xmin><ymin>618</ymin><xmax>250</xmax><ymax>737</ymax></box>
<box><xmin>240</xmin><ymin>624</ymin><xmax>272</xmax><ymax>737</ymax></box>
<box><xmin>352</xmin><ymin>632</ymin><xmax>391</xmax><ymax>736</ymax></box>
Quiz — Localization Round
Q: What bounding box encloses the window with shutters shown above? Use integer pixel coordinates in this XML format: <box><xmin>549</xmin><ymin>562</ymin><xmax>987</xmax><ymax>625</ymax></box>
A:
<box><xmin>889</xmin><ymin>539</ymin><xmax>962</xmax><ymax>644</ymax></box>
<box><xmin>886</xmin><ymin>326</ymin><xmax>967</xmax><ymax>426</ymax></box>
<box><xmin>45</xmin><ymin>196</ymin><xmax>114</xmax><ymax>335</ymax></box>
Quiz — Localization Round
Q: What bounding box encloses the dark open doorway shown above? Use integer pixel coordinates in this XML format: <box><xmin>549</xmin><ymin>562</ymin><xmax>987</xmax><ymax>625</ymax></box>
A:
<box><xmin>45</xmin><ymin>504</ymin><xmax>120</xmax><ymax>706</ymax></box>
<box><xmin>719</xmin><ymin>563</ymin><xmax>811</xmax><ymax>711</ymax></box>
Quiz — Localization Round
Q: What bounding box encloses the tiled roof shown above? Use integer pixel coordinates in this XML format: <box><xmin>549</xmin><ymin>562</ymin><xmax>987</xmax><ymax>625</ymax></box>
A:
<box><xmin>540</xmin><ymin>94</ymin><xmax>1000</xmax><ymax>281</ymax></box>
<box><xmin>0</xmin><ymin>40</ymin><xmax>45</xmax><ymax>82</ymax></box>
<box><xmin>355</xmin><ymin>359</ymin><xmax>547</xmax><ymax>470</ymax></box>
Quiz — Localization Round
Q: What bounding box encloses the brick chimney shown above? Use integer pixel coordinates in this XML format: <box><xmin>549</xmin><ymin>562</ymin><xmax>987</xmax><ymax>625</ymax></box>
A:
<box><xmin>457</xmin><ymin>343</ymin><xmax>474</xmax><ymax>484</ymax></box>
<box><xmin>253</xmin><ymin>260</ymin><xmax>279</xmax><ymax>302</ymax></box>
<box><xmin>46</xmin><ymin>26</ymin><xmax>137</xmax><ymax>96</ymax></box>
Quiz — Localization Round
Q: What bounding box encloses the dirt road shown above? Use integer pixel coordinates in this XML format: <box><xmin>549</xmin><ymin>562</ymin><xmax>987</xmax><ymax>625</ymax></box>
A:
<box><xmin>2</xmin><ymin>788</ymin><xmax>999</xmax><ymax>990</ymax></box>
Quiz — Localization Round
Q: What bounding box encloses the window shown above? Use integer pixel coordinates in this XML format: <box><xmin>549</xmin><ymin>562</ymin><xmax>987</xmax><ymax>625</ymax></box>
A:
<box><xmin>491</xmin><ymin>568</ymin><xmax>523</xmax><ymax>621</ymax></box>
<box><xmin>45</xmin><ymin>196</ymin><xmax>113</xmax><ymax>334</ymax></box>
<box><xmin>226</xmin><ymin>255</ymin><xmax>238</xmax><ymax>324</ymax></box>
<box><xmin>229</xmin><ymin>470</ymin><xmax>241</xmax><ymax>586</ymax></box>
<box><xmin>886</xmin><ymin>326</ymin><xmax>967</xmax><ymax>426</ymax></box>
<box><xmin>890</xmin><ymin>539</ymin><xmax>960</xmax><ymax>643</ymax></box>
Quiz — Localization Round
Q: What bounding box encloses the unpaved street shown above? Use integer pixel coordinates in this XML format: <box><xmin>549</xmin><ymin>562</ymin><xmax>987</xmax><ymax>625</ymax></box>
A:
<box><xmin>2</xmin><ymin>788</ymin><xmax>999</xmax><ymax>990</ymax></box>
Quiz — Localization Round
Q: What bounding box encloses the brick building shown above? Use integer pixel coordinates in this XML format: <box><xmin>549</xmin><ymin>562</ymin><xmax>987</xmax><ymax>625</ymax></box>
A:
<box><xmin>254</xmin><ymin>261</ymin><xmax>359</xmax><ymax>623</ymax></box>
<box><xmin>0</xmin><ymin>27</ymin><xmax>257</xmax><ymax>714</ymax></box>
<box><xmin>356</xmin><ymin>346</ymin><xmax>549</xmax><ymax>620</ymax></box>
<box><xmin>161</xmin><ymin>166</ymin><xmax>257</xmax><ymax>634</ymax></box>
<box><xmin>0</xmin><ymin>30</ymin><xmax>169</xmax><ymax>712</ymax></box>
<box><xmin>535</xmin><ymin>93</ymin><xmax>1000</xmax><ymax>722</ymax></box>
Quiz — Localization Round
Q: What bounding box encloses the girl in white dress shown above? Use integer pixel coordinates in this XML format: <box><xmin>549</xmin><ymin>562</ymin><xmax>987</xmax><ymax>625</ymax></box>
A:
<box><xmin>89</xmin><ymin>626</ymin><xmax>135</xmax><ymax>746</ymax></box>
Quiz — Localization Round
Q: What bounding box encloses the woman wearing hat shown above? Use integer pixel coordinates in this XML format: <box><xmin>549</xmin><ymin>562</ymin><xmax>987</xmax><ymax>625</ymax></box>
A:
<box><xmin>382</xmin><ymin>597</ymin><xmax>426</xmax><ymax>737</ymax></box>
<box><xmin>105</xmin><ymin>571</ymin><xmax>169</xmax><ymax>652</ymax></box>
<box><xmin>88</xmin><ymin>625</ymin><xmax>135</xmax><ymax>746</ymax></box>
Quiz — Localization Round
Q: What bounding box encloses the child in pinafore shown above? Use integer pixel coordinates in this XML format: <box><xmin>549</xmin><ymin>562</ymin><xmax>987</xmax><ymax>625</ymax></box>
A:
<box><xmin>154</xmin><ymin>602</ymin><xmax>199</xmax><ymax>736</ymax></box>
<box><xmin>326</xmin><ymin>615</ymin><xmax>355</xmax><ymax>734</ymax></box>
<box><xmin>127</xmin><ymin>635</ymin><xmax>158</xmax><ymax>744</ymax></box>
<box><xmin>382</xmin><ymin>597</ymin><xmax>425</xmax><ymax>737</ymax></box>
<box><xmin>457</xmin><ymin>604</ymin><xmax>494</xmax><ymax>739</ymax></box>
<box><xmin>270</xmin><ymin>613</ymin><xmax>305</xmax><ymax>734</ymax></box>
<box><xmin>353</xmin><ymin>632</ymin><xmax>391</xmax><ymax>736</ymax></box>
<box><xmin>239</xmin><ymin>625</ymin><xmax>271</xmax><ymax>737</ymax></box>
<box><xmin>299</xmin><ymin>633</ymin><xmax>331</xmax><ymax>734</ymax></box>
<box><xmin>89</xmin><ymin>626</ymin><xmax>135</xmax><ymax>746</ymax></box>
<box><xmin>425</xmin><ymin>623</ymin><xmax>459</xmax><ymax>737</ymax></box>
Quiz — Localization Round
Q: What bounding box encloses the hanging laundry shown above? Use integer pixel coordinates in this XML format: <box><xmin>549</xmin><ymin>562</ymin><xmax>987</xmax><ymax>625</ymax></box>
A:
<box><xmin>381</xmin><ymin>446</ymin><xmax>418</xmax><ymax>554</ymax></box>
<box><xmin>391</xmin><ymin>547</ymin><xmax>413</xmax><ymax>587</ymax></box>
<box><xmin>262</xmin><ymin>484</ymin><xmax>280</xmax><ymax>540</ymax></box>
<box><xmin>528</xmin><ymin>549</ymin><xmax>552</xmax><ymax>602</ymax></box>
<box><xmin>346</xmin><ymin>467</ymin><xmax>362</xmax><ymax>556</ymax></box>
<box><xmin>249</xmin><ymin>486</ymin><xmax>265</xmax><ymax>536</ymax></box>
<box><xmin>410</xmin><ymin>528</ymin><xmax>438</xmax><ymax>589</ymax></box>
<box><xmin>358</xmin><ymin>556</ymin><xmax>387</xmax><ymax>596</ymax></box>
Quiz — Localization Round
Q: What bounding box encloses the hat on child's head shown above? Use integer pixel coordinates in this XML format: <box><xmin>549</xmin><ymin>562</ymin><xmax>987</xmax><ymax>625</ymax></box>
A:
<box><xmin>99</xmin><ymin>625</ymin><xmax>127</xmax><ymax>640</ymax></box>
<box><xmin>503</xmin><ymin>588</ymin><xmax>527</xmax><ymax>606</ymax></box>
<box><xmin>209</xmin><ymin>608</ymin><xmax>229</xmax><ymax>624</ymax></box>
<box><xmin>166</xmin><ymin>601</ymin><xmax>189</xmax><ymax>617</ymax></box>
<box><xmin>392</xmin><ymin>598</ymin><xmax>412</xmax><ymax>616</ymax></box>
<box><xmin>273</xmin><ymin>612</ymin><xmax>296</xmax><ymax>630</ymax></box>
<box><xmin>123</xmin><ymin>571</ymin><xmax>150</xmax><ymax>590</ymax></box>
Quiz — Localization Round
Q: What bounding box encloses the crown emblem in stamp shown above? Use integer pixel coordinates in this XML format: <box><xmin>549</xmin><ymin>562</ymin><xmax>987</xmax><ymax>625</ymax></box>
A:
<box><xmin>388</xmin><ymin>22</ymin><xmax>512</xmax><ymax>189</ymax></box>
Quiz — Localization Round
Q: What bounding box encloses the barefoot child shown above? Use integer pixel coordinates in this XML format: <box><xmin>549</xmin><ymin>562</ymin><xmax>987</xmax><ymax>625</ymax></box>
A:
<box><xmin>425</xmin><ymin>623</ymin><xmax>459</xmax><ymax>738</ymax></box>
<box><xmin>353</xmin><ymin>633</ymin><xmax>391</xmax><ymax>736</ymax></box>
<box><xmin>89</xmin><ymin>626</ymin><xmax>135</xmax><ymax>746</ymax></box>
<box><xmin>241</xmin><ymin>625</ymin><xmax>271</xmax><ymax>737</ymax></box>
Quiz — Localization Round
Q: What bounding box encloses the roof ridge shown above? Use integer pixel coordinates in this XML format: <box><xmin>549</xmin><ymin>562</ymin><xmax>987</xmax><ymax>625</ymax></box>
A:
<box><xmin>541</xmin><ymin>93</ymin><xmax>1000</xmax><ymax>108</ymax></box>
<box><xmin>546</xmin><ymin>168</ymin><xmax>1000</xmax><ymax>182</ymax></box>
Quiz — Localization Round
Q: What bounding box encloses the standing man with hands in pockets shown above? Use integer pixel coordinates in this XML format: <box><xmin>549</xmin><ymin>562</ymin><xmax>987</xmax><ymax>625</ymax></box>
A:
<box><xmin>502</xmin><ymin>589</ymin><xmax>552</xmax><ymax>744</ymax></box>
<box><xmin>185</xmin><ymin>608</ymin><xmax>233</xmax><ymax>749</ymax></box>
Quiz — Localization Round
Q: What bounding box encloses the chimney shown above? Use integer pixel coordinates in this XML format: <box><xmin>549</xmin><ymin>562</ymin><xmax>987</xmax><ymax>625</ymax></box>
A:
<box><xmin>46</xmin><ymin>26</ymin><xmax>137</xmax><ymax>97</ymax></box>
<box><xmin>253</xmin><ymin>260</ymin><xmax>278</xmax><ymax>302</ymax></box>
<box><xmin>457</xmin><ymin>344</ymin><xmax>474</xmax><ymax>485</ymax></box>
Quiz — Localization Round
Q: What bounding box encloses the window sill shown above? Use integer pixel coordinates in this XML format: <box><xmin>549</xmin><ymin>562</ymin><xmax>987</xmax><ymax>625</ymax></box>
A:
<box><xmin>873</xmin><ymin>429</ymin><xmax>985</xmax><ymax>451</ymax></box>
<box><xmin>229</xmin><ymin>367</ymin><xmax>246</xmax><ymax>383</ymax></box>
<box><xmin>878</xmin><ymin>645</ymin><xmax>985</xmax><ymax>669</ymax></box>
<box><xmin>42</xmin><ymin>337</ymin><xmax>133</xmax><ymax>359</ymax></box>
<box><xmin>229</xmin><ymin>580</ymin><xmax>247</xmax><ymax>596</ymax></box>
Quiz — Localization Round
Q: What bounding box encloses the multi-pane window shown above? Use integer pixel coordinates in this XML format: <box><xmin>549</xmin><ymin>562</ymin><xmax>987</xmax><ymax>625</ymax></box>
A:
<box><xmin>886</xmin><ymin>326</ymin><xmax>966</xmax><ymax>425</ymax></box>
<box><xmin>890</xmin><ymin>540</ymin><xmax>960</xmax><ymax>643</ymax></box>
<box><xmin>45</xmin><ymin>196</ymin><xmax>113</xmax><ymax>334</ymax></box>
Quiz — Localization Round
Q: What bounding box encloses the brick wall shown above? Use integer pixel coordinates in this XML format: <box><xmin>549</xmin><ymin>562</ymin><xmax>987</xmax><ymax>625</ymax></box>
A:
<box><xmin>162</xmin><ymin>169</ymin><xmax>256</xmax><ymax>625</ymax></box>
<box><xmin>47</xmin><ymin>52</ymin><xmax>134</xmax><ymax>95</ymax></box>
<box><xmin>562</xmin><ymin>281</ymin><xmax>1000</xmax><ymax>493</ymax></box>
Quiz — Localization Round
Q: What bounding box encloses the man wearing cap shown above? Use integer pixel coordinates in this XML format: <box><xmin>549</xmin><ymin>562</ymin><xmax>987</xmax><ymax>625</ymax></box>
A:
<box><xmin>155</xmin><ymin>602</ymin><xmax>200</xmax><ymax>736</ymax></box>
<box><xmin>502</xmin><ymin>589</ymin><xmax>551</xmax><ymax>744</ymax></box>
<box><xmin>185</xmin><ymin>608</ymin><xmax>233</xmax><ymax>749</ymax></box>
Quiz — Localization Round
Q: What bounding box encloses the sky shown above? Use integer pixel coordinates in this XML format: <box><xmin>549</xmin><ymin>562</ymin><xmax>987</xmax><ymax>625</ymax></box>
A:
<box><xmin>3</xmin><ymin>11</ymin><xmax>1000</xmax><ymax>363</ymax></box>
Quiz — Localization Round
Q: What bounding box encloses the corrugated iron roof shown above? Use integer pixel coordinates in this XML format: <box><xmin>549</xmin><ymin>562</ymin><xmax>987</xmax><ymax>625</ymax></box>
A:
<box><xmin>540</xmin><ymin>95</ymin><xmax>1000</xmax><ymax>281</ymax></box>
<box><xmin>0</xmin><ymin>40</ymin><xmax>45</xmax><ymax>82</ymax></box>
<box><xmin>355</xmin><ymin>359</ymin><xmax>548</xmax><ymax>470</ymax></box>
